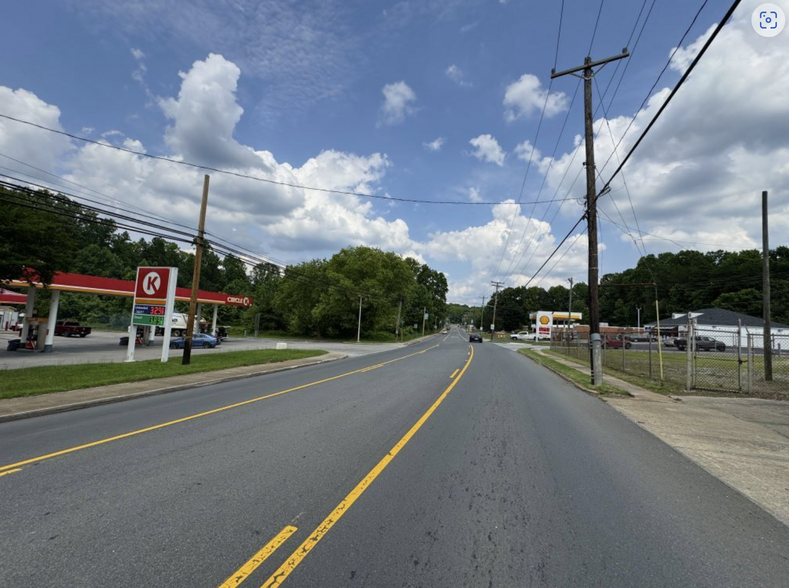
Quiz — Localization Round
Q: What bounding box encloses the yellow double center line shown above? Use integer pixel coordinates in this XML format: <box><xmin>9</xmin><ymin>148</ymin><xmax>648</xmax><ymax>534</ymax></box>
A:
<box><xmin>257</xmin><ymin>344</ymin><xmax>475</xmax><ymax>587</ymax></box>
<box><xmin>0</xmin><ymin>344</ymin><xmax>440</xmax><ymax>475</ymax></box>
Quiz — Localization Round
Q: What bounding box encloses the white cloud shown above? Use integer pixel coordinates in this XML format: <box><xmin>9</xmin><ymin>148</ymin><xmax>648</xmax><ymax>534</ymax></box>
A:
<box><xmin>513</xmin><ymin>140</ymin><xmax>542</xmax><ymax>163</ymax></box>
<box><xmin>445</xmin><ymin>64</ymin><xmax>472</xmax><ymax>87</ymax></box>
<box><xmin>0</xmin><ymin>87</ymin><xmax>71</xmax><ymax>172</ymax></box>
<box><xmin>504</xmin><ymin>73</ymin><xmax>568</xmax><ymax>121</ymax></box>
<box><xmin>469</xmin><ymin>134</ymin><xmax>506</xmax><ymax>166</ymax></box>
<box><xmin>468</xmin><ymin>187</ymin><xmax>483</xmax><ymax>202</ymax></box>
<box><xmin>378</xmin><ymin>81</ymin><xmax>417</xmax><ymax>126</ymax></box>
<box><xmin>424</xmin><ymin>137</ymin><xmax>445</xmax><ymax>152</ymax></box>
<box><xmin>419</xmin><ymin>201</ymin><xmax>589</xmax><ymax>302</ymax></box>
<box><xmin>130</xmin><ymin>48</ymin><xmax>145</xmax><ymax>60</ymax></box>
<box><xmin>540</xmin><ymin>2</ymin><xmax>788</xmax><ymax>254</ymax></box>
<box><xmin>157</xmin><ymin>54</ymin><xmax>262</xmax><ymax>168</ymax></box>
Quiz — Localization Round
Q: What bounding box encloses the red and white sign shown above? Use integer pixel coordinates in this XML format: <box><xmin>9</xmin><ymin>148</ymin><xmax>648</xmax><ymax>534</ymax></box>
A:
<box><xmin>135</xmin><ymin>267</ymin><xmax>171</xmax><ymax>301</ymax></box>
<box><xmin>225</xmin><ymin>294</ymin><xmax>253</xmax><ymax>307</ymax></box>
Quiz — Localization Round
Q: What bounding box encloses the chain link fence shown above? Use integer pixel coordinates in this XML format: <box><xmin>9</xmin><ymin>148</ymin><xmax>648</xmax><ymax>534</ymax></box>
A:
<box><xmin>550</xmin><ymin>325</ymin><xmax>789</xmax><ymax>396</ymax></box>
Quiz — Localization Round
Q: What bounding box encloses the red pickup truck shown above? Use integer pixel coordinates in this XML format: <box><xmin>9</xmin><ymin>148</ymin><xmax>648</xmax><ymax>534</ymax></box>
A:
<box><xmin>55</xmin><ymin>320</ymin><xmax>91</xmax><ymax>338</ymax></box>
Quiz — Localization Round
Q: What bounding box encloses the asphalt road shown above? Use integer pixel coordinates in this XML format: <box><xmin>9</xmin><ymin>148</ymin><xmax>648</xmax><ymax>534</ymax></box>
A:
<box><xmin>1</xmin><ymin>327</ymin><xmax>788</xmax><ymax>587</ymax></box>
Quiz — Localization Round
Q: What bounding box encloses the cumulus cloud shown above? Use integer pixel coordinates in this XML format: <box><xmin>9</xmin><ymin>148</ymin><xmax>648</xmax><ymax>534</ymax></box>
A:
<box><xmin>469</xmin><ymin>134</ymin><xmax>506</xmax><ymax>166</ymax></box>
<box><xmin>513</xmin><ymin>140</ymin><xmax>542</xmax><ymax>163</ymax></box>
<box><xmin>540</xmin><ymin>3</ymin><xmax>787</xmax><ymax>254</ymax></box>
<box><xmin>445</xmin><ymin>64</ymin><xmax>472</xmax><ymax>87</ymax></box>
<box><xmin>424</xmin><ymin>137</ymin><xmax>445</xmax><ymax>152</ymax></box>
<box><xmin>157</xmin><ymin>54</ymin><xmax>264</xmax><ymax>169</ymax></box>
<box><xmin>0</xmin><ymin>87</ymin><xmax>71</xmax><ymax>171</ymax></box>
<box><xmin>378</xmin><ymin>81</ymin><xmax>417</xmax><ymax>126</ymax></box>
<box><xmin>504</xmin><ymin>73</ymin><xmax>568</xmax><ymax>121</ymax></box>
<box><xmin>419</xmin><ymin>201</ymin><xmax>589</xmax><ymax>300</ymax></box>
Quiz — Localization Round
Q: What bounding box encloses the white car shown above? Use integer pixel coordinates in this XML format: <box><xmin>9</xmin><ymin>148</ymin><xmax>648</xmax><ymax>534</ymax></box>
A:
<box><xmin>511</xmin><ymin>331</ymin><xmax>550</xmax><ymax>342</ymax></box>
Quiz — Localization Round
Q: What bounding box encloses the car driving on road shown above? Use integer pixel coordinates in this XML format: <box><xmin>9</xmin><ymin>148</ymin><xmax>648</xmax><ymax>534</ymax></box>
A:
<box><xmin>469</xmin><ymin>332</ymin><xmax>483</xmax><ymax>343</ymax></box>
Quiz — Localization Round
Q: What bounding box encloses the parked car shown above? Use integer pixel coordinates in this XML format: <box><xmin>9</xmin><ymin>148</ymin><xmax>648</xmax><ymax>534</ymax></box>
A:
<box><xmin>469</xmin><ymin>332</ymin><xmax>483</xmax><ymax>343</ymax></box>
<box><xmin>55</xmin><ymin>320</ymin><xmax>91</xmax><ymax>338</ymax></box>
<box><xmin>603</xmin><ymin>335</ymin><xmax>632</xmax><ymax>350</ymax></box>
<box><xmin>674</xmin><ymin>336</ymin><xmax>726</xmax><ymax>352</ymax></box>
<box><xmin>442</xmin><ymin>328</ymin><xmax>449</xmax><ymax>334</ymax></box>
<box><xmin>626</xmin><ymin>334</ymin><xmax>657</xmax><ymax>343</ymax></box>
<box><xmin>169</xmin><ymin>333</ymin><xmax>218</xmax><ymax>349</ymax></box>
<box><xmin>510</xmin><ymin>331</ymin><xmax>548</xmax><ymax>341</ymax></box>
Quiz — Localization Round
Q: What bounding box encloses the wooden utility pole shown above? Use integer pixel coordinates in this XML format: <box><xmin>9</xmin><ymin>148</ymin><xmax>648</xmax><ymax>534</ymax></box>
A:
<box><xmin>552</xmin><ymin>49</ymin><xmax>629</xmax><ymax>385</ymax></box>
<box><xmin>182</xmin><ymin>174</ymin><xmax>210</xmax><ymax>365</ymax></box>
<box><xmin>763</xmin><ymin>190</ymin><xmax>773</xmax><ymax>380</ymax></box>
<box><xmin>489</xmin><ymin>281</ymin><xmax>504</xmax><ymax>341</ymax></box>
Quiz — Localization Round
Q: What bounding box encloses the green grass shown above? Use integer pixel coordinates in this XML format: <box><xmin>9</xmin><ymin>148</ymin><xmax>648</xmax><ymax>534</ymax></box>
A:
<box><xmin>519</xmin><ymin>349</ymin><xmax>632</xmax><ymax>396</ymax></box>
<box><xmin>544</xmin><ymin>349</ymin><xmax>684</xmax><ymax>395</ymax></box>
<box><xmin>0</xmin><ymin>349</ymin><xmax>328</xmax><ymax>399</ymax></box>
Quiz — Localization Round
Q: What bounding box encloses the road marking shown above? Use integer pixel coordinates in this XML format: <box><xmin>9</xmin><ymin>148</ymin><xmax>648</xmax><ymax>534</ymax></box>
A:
<box><xmin>450</xmin><ymin>369</ymin><xmax>459</xmax><ymax>378</ymax></box>
<box><xmin>0</xmin><ymin>468</ymin><xmax>21</xmax><ymax>478</ymax></box>
<box><xmin>0</xmin><ymin>344</ymin><xmax>440</xmax><ymax>474</ymax></box>
<box><xmin>217</xmin><ymin>526</ymin><xmax>297</xmax><ymax>588</ymax></box>
<box><xmin>260</xmin><ymin>344</ymin><xmax>475</xmax><ymax>588</ymax></box>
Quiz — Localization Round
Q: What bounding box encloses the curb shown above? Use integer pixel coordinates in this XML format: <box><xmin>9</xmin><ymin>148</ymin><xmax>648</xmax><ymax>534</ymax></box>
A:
<box><xmin>518</xmin><ymin>349</ymin><xmax>636</xmax><ymax>399</ymax></box>
<box><xmin>0</xmin><ymin>354</ymin><xmax>346</xmax><ymax>424</ymax></box>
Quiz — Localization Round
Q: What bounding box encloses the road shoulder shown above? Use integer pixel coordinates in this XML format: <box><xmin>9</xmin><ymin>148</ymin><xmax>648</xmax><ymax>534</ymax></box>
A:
<box><xmin>519</xmin><ymin>346</ymin><xmax>789</xmax><ymax>527</ymax></box>
<box><xmin>0</xmin><ymin>352</ymin><xmax>346</xmax><ymax>423</ymax></box>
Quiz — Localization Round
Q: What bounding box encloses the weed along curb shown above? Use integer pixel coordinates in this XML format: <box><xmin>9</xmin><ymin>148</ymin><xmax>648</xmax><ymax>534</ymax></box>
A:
<box><xmin>519</xmin><ymin>348</ymin><xmax>634</xmax><ymax>398</ymax></box>
<box><xmin>0</xmin><ymin>353</ymin><xmax>345</xmax><ymax>424</ymax></box>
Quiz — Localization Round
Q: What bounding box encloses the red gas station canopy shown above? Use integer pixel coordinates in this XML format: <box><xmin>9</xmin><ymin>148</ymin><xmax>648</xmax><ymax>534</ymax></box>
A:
<box><xmin>8</xmin><ymin>272</ymin><xmax>253</xmax><ymax>307</ymax></box>
<box><xmin>0</xmin><ymin>288</ymin><xmax>28</xmax><ymax>305</ymax></box>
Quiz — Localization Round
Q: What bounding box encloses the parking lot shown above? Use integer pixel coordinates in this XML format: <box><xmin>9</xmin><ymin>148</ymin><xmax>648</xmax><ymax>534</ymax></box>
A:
<box><xmin>0</xmin><ymin>330</ymin><xmax>402</xmax><ymax>370</ymax></box>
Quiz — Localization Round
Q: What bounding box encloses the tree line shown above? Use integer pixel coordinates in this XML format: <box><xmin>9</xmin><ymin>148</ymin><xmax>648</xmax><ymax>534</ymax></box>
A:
<box><xmin>447</xmin><ymin>249</ymin><xmax>789</xmax><ymax>332</ymax></box>
<box><xmin>0</xmin><ymin>185</ymin><xmax>447</xmax><ymax>340</ymax></box>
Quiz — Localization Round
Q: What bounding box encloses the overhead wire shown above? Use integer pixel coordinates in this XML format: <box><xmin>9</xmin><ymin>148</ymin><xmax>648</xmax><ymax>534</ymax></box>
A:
<box><xmin>492</xmin><ymin>0</ymin><xmax>567</xmax><ymax>281</ymax></box>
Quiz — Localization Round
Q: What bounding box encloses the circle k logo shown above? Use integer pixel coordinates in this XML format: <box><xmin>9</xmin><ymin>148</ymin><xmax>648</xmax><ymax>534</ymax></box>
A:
<box><xmin>752</xmin><ymin>3</ymin><xmax>785</xmax><ymax>37</ymax></box>
<box><xmin>142</xmin><ymin>272</ymin><xmax>162</xmax><ymax>296</ymax></box>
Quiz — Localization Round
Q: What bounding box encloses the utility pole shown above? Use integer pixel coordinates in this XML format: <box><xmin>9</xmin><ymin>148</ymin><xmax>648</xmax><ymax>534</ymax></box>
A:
<box><xmin>552</xmin><ymin>49</ymin><xmax>629</xmax><ymax>386</ymax></box>
<box><xmin>357</xmin><ymin>295</ymin><xmax>363</xmax><ymax>343</ymax></box>
<box><xmin>395</xmin><ymin>299</ymin><xmax>402</xmax><ymax>342</ymax></box>
<box><xmin>490</xmin><ymin>281</ymin><xmax>504</xmax><ymax>341</ymax></box>
<box><xmin>567</xmin><ymin>277</ymin><xmax>574</xmax><ymax>341</ymax></box>
<box><xmin>422</xmin><ymin>306</ymin><xmax>427</xmax><ymax>337</ymax></box>
<box><xmin>763</xmin><ymin>190</ymin><xmax>773</xmax><ymax>381</ymax></box>
<box><xmin>182</xmin><ymin>174</ymin><xmax>210</xmax><ymax>366</ymax></box>
<box><xmin>636</xmin><ymin>307</ymin><xmax>642</xmax><ymax>331</ymax></box>
<box><xmin>479</xmin><ymin>295</ymin><xmax>486</xmax><ymax>331</ymax></box>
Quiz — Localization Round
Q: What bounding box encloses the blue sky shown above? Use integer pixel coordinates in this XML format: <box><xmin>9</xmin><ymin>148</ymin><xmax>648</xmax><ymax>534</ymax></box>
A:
<box><xmin>1</xmin><ymin>0</ymin><xmax>787</xmax><ymax>303</ymax></box>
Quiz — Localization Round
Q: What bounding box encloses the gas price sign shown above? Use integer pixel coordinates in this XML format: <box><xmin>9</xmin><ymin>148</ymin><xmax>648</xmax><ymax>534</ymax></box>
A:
<box><xmin>133</xmin><ymin>304</ymin><xmax>167</xmax><ymax>326</ymax></box>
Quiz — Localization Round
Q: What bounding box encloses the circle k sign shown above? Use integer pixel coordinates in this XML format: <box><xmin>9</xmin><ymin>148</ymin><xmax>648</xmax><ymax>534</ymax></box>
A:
<box><xmin>135</xmin><ymin>267</ymin><xmax>171</xmax><ymax>300</ymax></box>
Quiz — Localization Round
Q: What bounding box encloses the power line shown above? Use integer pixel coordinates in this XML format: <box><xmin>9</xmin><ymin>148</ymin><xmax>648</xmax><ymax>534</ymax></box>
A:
<box><xmin>492</xmin><ymin>0</ymin><xmax>568</xmax><ymax>279</ymax></box>
<box><xmin>0</xmin><ymin>112</ymin><xmax>544</xmax><ymax>207</ymax></box>
<box><xmin>595</xmin><ymin>0</ymin><xmax>723</xmax><ymax>186</ymax></box>
<box><xmin>588</xmin><ymin>0</ymin><xmax>607</xmax><ymax>54</ymax></box>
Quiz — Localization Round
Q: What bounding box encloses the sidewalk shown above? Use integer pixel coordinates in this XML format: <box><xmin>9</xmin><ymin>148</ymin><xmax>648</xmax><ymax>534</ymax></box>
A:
<box><xmin>0</xmin><ymin>352</ymin><xmax>345</xmax><ymax>423</ymax></box>
<box><xmin>527</xmin><ymin>348</ymin><xmax>789</xmax><ymax>527</ymax></box>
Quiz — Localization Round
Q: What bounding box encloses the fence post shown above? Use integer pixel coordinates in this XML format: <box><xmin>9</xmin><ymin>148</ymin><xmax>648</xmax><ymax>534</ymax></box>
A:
<box><xmin>737</xmin><ymin>318</ymin><xmax>742</xmax><ymax>392</ymax></box>
<box><xmin>747</xmin><ymin>334</ymin><xmax>753</xmax><ymax>394</ymax></box>
<box><xmin>622</xmin><ymin>337</ymin><xmax>626</xmax><ymax>371</ymax></box>
<box><xmin>686</xmin><ymin>314</ymin><xmax>694</xmax><ymax>392</ymax></box>
<box><xmin>648</xmin><ymin>335</ymin><xmax>653</xmax><ymax>379</ymax></box>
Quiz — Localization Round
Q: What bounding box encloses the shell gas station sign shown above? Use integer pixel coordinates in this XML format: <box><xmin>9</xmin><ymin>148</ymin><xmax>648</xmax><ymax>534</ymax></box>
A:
<box><xmin>537</xmin><ymin>311</ymin><xmax>553</xmax><ymax>339</ymax></box>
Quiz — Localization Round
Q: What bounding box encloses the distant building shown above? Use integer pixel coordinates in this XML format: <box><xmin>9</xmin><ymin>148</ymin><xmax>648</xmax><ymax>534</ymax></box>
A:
<box><xmin>647</xmin><ymin>307</ymin><xmax>789</xmax><ymax>348</ymax></box>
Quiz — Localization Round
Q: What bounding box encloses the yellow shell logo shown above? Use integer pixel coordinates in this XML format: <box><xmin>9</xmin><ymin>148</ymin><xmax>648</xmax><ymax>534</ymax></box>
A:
<box><xmin>539</xmin><ymin>316</ymin><xmax>550</xmax><ymax>325</ymax></box>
